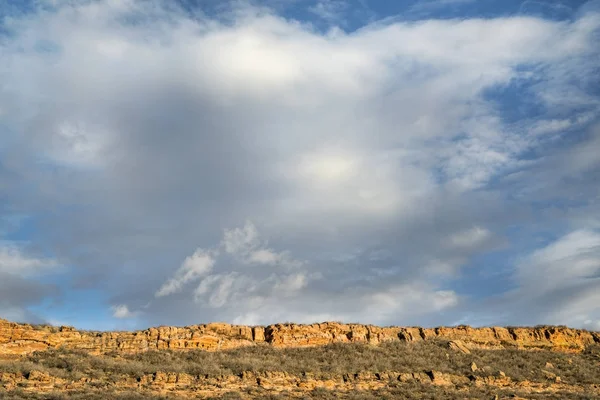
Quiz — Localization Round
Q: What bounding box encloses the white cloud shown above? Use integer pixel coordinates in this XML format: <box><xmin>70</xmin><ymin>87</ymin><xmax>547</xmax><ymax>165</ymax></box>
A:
<box><xmin>367</xmin><ymin>284</ymin><xmax>459</xmax><ymax>322</ymax></box>
<box><xmin>247</xmin><ymin>249</ymin><xmax>282</xmax><ymax>265</ymax></box>
<box><xmin>0</xmin><ymin>243</ymin><xmax>58</xmax><ymax>276</ymax></box>
<box><xmin>194</xmin><ymin>273</ymin><xmax>239</xmax><ymax>308</ymax></box>
<box><xmin>3</xmin><ymin>1</ymin><xmax>596</xmax><ymax>211</ymax></box>
<box><xmin>155</xmin><ymin>221</ymin><xmax>310</xmax><ymax>314</ymax></box>
<box><xmin>298</xmin><ymin>150</ymin><xmax>357</xmax><ymax>183</ymax></box>
<box><xmin>226</xmin><ymin>281</ymin><xmax>459</xmax><ymax>326</ymax></box>
<box><xmin>529</xmin><ymin>119</ymin><xmax>575</xmax><ymax>136</ymax></box>
<box><xmin>498</xmin><ymin>230</ymin><xmax>600</xmax><ymax>327</ymax></box>
<box><xmin>165</xmin><ymin>220</ymin><xmax>465</xmax><ymax>325</ymax></box>
<box><xmin>49</xmin><ymin>121</ymin><xmax>110</xmax><ymax>168</ymax></box>
<box><xmin>447</xmin><ymin>227</ymin><xmax>492</xmax><ymax>249</ymax></box>
<box><xmin>308</xmin><ymin>0</ymin><xmax>348</xmax><ymax>24</ymax></box>
<box><xmin>516</xmin><ymin>230</ymin><xmax>600</xmax><ymax>292</ymax></box>
<box><xmin>221</xmin><ymin>221</ymin><xmax>304</xmax><ymax>268</ymax></box>
<box><xmin>410</xmin><ymin>0</ymin><xmax>476</xmax><ymax>13</ymax></box>
<box><xmin>222</xmin><ymin>221</ymin><xmax>261</xmax><ymax>257</ymax></box>
<box><xmin>273</xmin><ymin>272</ymin><xmax>308</xmax><ymax>293</ymax></box>
<box><xmin>155</xmin><ymin>249</ymin><xmax>217</xmax><ymax>297</ymax></box>
<box><xmin>112</xmin><ymin>304</ymin><xmax>138</xmax><ymax>319</ymax></box>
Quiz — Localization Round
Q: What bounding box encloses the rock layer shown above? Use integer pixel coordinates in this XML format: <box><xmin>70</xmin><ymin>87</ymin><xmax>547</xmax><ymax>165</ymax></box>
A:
<box><xmin>1</xmin><ymin>319</ymin><xmax>599</xmax><ymax>357</ymax></box>
<box><xmin>2</xmin><ymin>367</ymin><xmax>599</xmax><ymax>399</ymax></box>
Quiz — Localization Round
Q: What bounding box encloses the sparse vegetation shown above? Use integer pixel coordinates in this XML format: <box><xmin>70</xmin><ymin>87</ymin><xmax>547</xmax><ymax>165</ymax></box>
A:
<box><xmin>0</xmin><ymin>389</ymin><xmax>174</xmax><ymax>400</ymax></box>
<box><xmin>1</xmin><ymin>385</ymin><xmax>598</xmax><ymax>399</ymax></box>
<box><xmin>1</xmin><ymin>340</ymin><xmax>599</xmax><ymax>399</ymax></box>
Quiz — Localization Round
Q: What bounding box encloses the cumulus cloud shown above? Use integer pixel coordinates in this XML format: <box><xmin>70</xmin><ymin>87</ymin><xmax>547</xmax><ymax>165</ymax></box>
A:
<box><xmin>0</xmin><ymin>0</ymin><xmax>598</xmax><ymax>328</ymax></box>
<box><xmin>247</xmin><ymin>249</ymin><xmax>282</xmax><ymax>265</ymax></box>
<box><xmin>112</xmin><ymin>304</ymin><xmax>138</xmax><ymax>319</ymax></box>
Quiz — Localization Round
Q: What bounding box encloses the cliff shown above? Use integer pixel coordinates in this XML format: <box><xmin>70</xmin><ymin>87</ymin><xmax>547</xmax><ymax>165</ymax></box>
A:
<box><xmin>1</xmin><ymin>319</ymin><xmax>600</xmax><ymax>399</ymax></box>
<box><xmin>1</xmin><ymin>318</ymin><xmax>598</xmax><ymax>357</ymax></box>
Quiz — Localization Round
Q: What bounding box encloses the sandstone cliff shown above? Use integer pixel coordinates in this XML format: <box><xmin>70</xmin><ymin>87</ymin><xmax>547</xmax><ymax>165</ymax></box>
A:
<box><xmin>1</xmin><ymin>318</ymin><xmax>598</xmax><ymax>357</ymax></box>
<box><xmin>1</xmin><ymin>319</ymin><xmax>600</xmax><ymax>399</ymax></box>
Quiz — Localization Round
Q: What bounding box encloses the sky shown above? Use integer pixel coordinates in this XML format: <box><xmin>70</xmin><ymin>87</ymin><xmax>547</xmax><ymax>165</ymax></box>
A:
<box><xmin>0</xmin><ymin>0</ymin><xmax>599</xmax><ymax>331</ymax></box>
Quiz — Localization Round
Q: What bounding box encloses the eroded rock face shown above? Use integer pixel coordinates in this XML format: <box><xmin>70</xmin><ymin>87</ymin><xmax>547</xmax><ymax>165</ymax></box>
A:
<box><xmin>0</xmin><ymin>371</ymin><xmax>600</xmax><ymax>397</ymax></box>
<box><xmin>3</xmin><ymin>368</ymin><xmax>597</xmax><ymax>398</ymax></box>
<box><xmin>0</xmin><ymin>319</ymin><xmax>257</xmax><ymax>356</ymax></box>
<box><xmin>0</xmin><ymin>319</ymin><xmax>598</xmax><ymax>357</ymax></box>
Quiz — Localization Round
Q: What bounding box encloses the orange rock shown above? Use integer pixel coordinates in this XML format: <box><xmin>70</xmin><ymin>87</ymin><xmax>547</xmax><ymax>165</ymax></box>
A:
<box><xmin>0</xmin><ymin>318</ymin><xmax>597</xmax><ymax>357</ymax></box>
<box><xmin>449</xmin><ymin>340</ymin><xmax>471</xmax><ymax>354</ymax></box>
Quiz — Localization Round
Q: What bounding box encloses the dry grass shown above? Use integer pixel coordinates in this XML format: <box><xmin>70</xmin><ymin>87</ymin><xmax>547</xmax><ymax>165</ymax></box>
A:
<box><xmin>2</xmin><ymin>385</ymin><xmax>597</xmax><ymax>400</ymax></box>
<box><xmin>0</xmin><ymin>389</ymin><xmax>172</xmax><ymax>400</ymax></box>
<box><xmin>5</xmin><ymin>340</ymin><xmax>596</xmax><ymax>383</ymax></box>
<box><xmin>1</xmin><ymin>340</ymin><xmax>599</xmax><ymax>399</ymax></box>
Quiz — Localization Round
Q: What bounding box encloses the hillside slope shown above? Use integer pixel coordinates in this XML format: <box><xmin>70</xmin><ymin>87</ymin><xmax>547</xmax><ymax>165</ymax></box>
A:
<box><xmin>1</xmin><ymin>319</ymin><xmax>599</xmax><ymax>399</ymax></box>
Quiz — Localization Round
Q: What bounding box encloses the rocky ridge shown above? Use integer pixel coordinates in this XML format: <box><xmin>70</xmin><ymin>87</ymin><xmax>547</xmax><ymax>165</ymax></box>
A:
<box><xmin>1</xmin><ymin>319</ymin><xmax>600</xmax><ymax>399</ymax></box>
<box><xmin>1</xmin><ymin>318</ymin><xmax>599</xmax><ymax>356</ymax></box>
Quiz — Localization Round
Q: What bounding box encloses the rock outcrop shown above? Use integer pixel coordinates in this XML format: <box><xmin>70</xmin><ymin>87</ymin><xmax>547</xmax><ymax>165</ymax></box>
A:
<box><xmin>2</xmin><ymin>367</ymin><xmax>599</xmax><ymax>399</ymax></box>
<box><xmin>1</xmin><ymin>318</ymin><xmax>598</xmax><ymax>357</ymax></box>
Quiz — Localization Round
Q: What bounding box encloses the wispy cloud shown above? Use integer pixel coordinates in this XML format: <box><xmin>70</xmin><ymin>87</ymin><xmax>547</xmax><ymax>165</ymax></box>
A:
<box><xmin>155</xmin><ymin>221</ymin><xmax>312</xmax><ymax>319</ymax></box>
<box><xmin>0</xmin><ymin>243</ymin><xmax>58</xmax><ymax>277</ymax></box>
<box><xmin>155</xmin><ymin>249</ymin><xmax>217</xmax><ymax>297</ymax></box>
<box><xmin>409</xmin><ymin>0</ymin><xmax>476</xmax><ymax>13</ymax></box>
<box><xmin>308</xmin><ymin>0</ymin><xmax>348</xmax><ymax>24</ymax></box>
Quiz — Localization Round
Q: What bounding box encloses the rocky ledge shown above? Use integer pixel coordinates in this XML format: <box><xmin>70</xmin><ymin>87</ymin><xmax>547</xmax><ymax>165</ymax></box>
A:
<box><xmin>1</xmin><ymin>318</ymin><xmax>599</xmax><ymax>356</ymax></box>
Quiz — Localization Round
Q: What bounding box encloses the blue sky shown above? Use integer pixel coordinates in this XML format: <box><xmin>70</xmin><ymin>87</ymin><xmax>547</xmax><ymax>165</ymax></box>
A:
<box><xmin>0</xmin><ymin>0</ymin><xmax>599</xmax><ymax>331</ymax></box>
